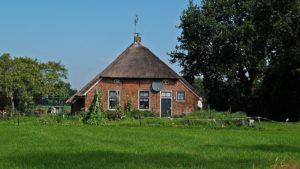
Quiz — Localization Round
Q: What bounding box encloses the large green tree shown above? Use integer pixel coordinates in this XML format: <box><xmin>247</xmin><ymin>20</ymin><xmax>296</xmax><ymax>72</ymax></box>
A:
<box><xmin>170</xmin><ymin>0</ymin><xmax>266</xmax><ymax>112</ymax></box>
<box><xmin>252</xmin><ymin>0</ymin><xmax>300</xmax><ymax>121</ymax></box>
<box><xmin>170</xmin><ymin>0</ymin><xmax>300</xmax><ymax>120</ymax></box>
<box><xmin>0</xmin><ymin>53</ymin><xmax>69</xmax><ymax>115</ymax></box>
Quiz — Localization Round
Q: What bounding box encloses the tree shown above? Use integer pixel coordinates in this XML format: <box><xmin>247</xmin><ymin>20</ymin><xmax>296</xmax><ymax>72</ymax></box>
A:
<box><xmin>64</xmin><ymin>83</ymin><xmax>77</xmax><ymax>99</ymax></box>
<box><xmin>170</xmin><ymin>0</ymin><xmax>266</xmax><ymax>112</ymax></box>
<box><xmin>170</xmin><ymin>0</ymin><xmax>300</xmax><ymax>120</ymax></box>
<box><xmin>192</xmin><ymin>77</ymin><xmax>206</xmax><ymax>97</ymax></box>
<box><xmin>0</xmin><ymin>54</ymin><xmax>16</xmax><ymax>117</ymax></box>
<box><xmin>0</xmin><ymin>53</ymin><xmax>70</xmax><ymax>115</ymax></box>
<box><xmin>252</xmin><ymin>0</ymin><xmax>300</xmax><ymax>121</ymax></box>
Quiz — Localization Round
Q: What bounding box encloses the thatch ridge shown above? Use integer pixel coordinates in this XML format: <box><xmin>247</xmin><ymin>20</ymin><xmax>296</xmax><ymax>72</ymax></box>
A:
<box><xmin>99</xmin><ymin>43</ymin><xmax>180</xmax><ymax>79</ymax></box>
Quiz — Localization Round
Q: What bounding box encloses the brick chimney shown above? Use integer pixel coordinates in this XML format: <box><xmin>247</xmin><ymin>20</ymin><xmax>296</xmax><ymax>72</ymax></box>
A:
<box><xmin>134</xmin><ymin>33</ymin><xmax>141</xmax><ymax>43</ymax></box>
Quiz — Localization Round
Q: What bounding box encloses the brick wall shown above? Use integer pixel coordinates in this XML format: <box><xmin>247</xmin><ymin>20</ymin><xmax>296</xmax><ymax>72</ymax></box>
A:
<box><xmin>84</xmin><ymin>78</ymin><xmax>199</xmax><ymax>116</ymax></box>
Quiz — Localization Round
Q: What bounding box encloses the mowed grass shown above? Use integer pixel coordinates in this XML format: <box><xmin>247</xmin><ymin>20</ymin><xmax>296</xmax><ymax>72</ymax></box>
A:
<box><xmin>0</xmin><ymin>121</ymin><xmax>299</xmax><ymax>169</ymax></box>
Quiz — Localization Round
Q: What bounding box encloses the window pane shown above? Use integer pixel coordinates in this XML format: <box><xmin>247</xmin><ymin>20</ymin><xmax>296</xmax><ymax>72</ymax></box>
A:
<box><xmin>177</xmin><ymin>91</ymin><xmax>185</xmax><ymax>100</ymax></box>
<box><xmin>139</xmin><ymin>91</ymin><xmax>149</xmax><ymax>110</ymax></box>
<box><xmin>109</xmin><ymin>91</ymin><xmax>117</xmax><ymax>98</ymax></box>
<box><xmin>140</xmin><ymin>91</ymin><xmax>149</xmax><ymax>97</ymax></box>
<box><xmin>109</xmin><ymin>90</ymin><xmax>118</xmax><ymax>109</ymax></box>
<box><xmin>109</xmin><ymin>100</ymin><xmax>117</xmax><ymax>109</ymax></box>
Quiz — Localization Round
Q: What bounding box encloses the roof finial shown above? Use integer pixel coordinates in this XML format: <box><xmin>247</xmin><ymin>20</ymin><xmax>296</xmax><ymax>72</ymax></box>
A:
<box><xmin>134</xmin><ymin>14</ymin><xmax>138</xmax><ymax>35</ymax></box>
<box><xmin>134</xmin><ymin>14</ymin><xmax>141</xmax><ymax>43</ymax></box>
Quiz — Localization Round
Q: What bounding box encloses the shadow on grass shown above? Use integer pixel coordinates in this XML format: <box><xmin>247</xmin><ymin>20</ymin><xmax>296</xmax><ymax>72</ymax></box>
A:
<box><xmin>206</xmin><ymin>144</ymin><xmax>300</xmax><ymax>153</ymax></box>
<box><xmin>3</xmin><ymin>151</ymin><xmax>264</xmax><ymax>169</ymax></box>
<box><xmin>252</xmin><ymin>144</ymin><xmax>300</xmax><ymax>153</ymax></box>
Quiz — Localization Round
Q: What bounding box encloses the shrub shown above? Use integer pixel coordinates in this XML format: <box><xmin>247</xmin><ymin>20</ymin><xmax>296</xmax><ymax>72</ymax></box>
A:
<box><xmin>107</xmin><ymin>110</ymin><xmax>124</xmax><ymax>120</ymax></box>
<box><xmin>82</xmin><ymin>89</ymin><xmax>106</xmax><ymax>124</ymax></box>
<box><xmin>131</xmin><ymin>110</ymin><xmax>156</xmax><ymax>119</ymax></box>
<box><xmin>125</xmin><ymin>97</ymin><xmax>134</xmax><ymax>118</ymax></box>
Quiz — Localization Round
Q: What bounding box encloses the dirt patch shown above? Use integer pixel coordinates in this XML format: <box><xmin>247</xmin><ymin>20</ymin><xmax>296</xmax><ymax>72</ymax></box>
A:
<box><xmin>272</xmin><ymin>162</ymin><xmax>300</xmax><ymax>169</ymax></box>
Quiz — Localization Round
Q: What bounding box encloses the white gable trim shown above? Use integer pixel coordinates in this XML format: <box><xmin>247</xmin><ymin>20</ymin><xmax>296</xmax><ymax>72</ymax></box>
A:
<box><xmin>179</xmin><ymin>79</ymin><xmax>200</xmax><ymax>99</ymax></box>
<box><xmin>83</xmin><ymin>79</ymin><xmax>102</xmax><ymax>96</ymax></box>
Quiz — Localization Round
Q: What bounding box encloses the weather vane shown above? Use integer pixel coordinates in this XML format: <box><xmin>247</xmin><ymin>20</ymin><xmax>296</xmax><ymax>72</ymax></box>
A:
<box><xmin>134</xmin><ymin>14</ymin><xmax>139</xmax><ymax>35</ymax></box>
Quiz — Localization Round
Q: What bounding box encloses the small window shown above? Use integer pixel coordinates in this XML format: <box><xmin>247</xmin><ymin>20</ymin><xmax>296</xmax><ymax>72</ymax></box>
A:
<box><xmin>139</xmin><ymin>91</ymin><xmax>150</xmax><ymax>110</ymax></box>
<box><xmin>162</xmin><ymin>80</ymin><xmax>169</xmax><ymax>85</ymax></box>
<box><xmin>161</xmin><ymin>91</ymin><xmax>172</xmax><ymax>98</ymax></box>
<box><xmin>109</xmin><ymin>90</ymin><xmax>119</xmax><ymax>110</ymax></box>
<box><xmin>177</xmin><ymin>91</ymin><xmax>185</xmax><ymax>101</ymax></box>
<box><xmin>113</xmin><ymin>79</ymin><xmax>121</xmax><ymax>84</ymax></box>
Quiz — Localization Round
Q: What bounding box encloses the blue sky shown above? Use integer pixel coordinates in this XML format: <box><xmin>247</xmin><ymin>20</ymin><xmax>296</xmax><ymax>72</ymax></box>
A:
<box><xmin>0</xmin><ymin>0</ymin><xmax>200</xmax><ymax>90</ymax></box>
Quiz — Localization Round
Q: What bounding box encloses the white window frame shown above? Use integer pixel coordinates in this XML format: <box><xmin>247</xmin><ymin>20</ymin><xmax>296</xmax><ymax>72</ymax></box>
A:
<box><xmin>176</xmin><ymin>91</ymin><xmax>186</xmax><ymax>102</ymax></box>
<box><xmin>138</xmin><ymin>90</ymin><xmax>150</xmax><ymax>111</ymax></box>
<box><xmin>108</xmin><ymin>90</ymin><xmax>120</xmax><ymax>111</ymax></box>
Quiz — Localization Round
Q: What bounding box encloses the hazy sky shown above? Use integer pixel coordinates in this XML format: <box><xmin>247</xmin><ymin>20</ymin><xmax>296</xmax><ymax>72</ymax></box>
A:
<box><xmin>0</xmin><ymin>0</ymin><xmax>200</xmax><ymax>90</ymax></box>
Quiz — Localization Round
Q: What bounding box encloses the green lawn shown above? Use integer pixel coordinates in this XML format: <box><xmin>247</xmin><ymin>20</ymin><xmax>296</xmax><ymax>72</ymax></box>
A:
<box><xmin>0</xmin><ymin>121</ymin><xmax>299</xmax><ymax>169</ymax></box>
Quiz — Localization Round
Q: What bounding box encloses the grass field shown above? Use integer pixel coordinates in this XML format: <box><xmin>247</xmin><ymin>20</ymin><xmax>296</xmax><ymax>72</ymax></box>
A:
<box><xmin>0</xmin><ymin>119</ymin><xmax>299</xmax><ymax>169</ymax></box>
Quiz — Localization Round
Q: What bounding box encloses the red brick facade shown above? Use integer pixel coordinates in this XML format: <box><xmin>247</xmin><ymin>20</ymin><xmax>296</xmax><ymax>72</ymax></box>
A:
<box><xmin>83</xmin><ymin>78</ymin><xmax>199</xmax><ymax>116</ymax></box>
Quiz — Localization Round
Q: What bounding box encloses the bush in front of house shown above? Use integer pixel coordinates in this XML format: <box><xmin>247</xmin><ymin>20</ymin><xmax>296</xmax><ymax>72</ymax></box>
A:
<box><xmin>186</xmin><ymin>109</ymin><xmax>247</xmax><ymax>120</ymax></box>
<box><xmin>131</xmin><ymin>110</ymin><xmax>156</xmax><ymax>119</ymax></box>
<box><xmin>124</xmin><ymin>97</ymin><xmax>134</xmax><ymax>118</ymax></box>
<box><xmin>107</xmin><ymin>110</ymin><xmax>124</xmax><ymax>120</ymax></box>
<box><xmin>82</xmin><ymin>89</ymin><xmax>106</xmax><ymax>124</ymax></box>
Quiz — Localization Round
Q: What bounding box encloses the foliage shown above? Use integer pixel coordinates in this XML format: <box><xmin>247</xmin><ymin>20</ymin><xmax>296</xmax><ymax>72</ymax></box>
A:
<box><xmin>64</xmin><ymin>83</ymin><xmax>77</xmax><ymax>99</ymax></box>
<box><xmin>83</xmin><ymin>89</ymin><xmax>106</xmax><ymax>124</ymax></box>
<box><xmin>35</xmin><ymin>115</ymin><xmax>83</xmax><ymax>125</ymax></box>
<box><xmin>105</xmin><ymin>110</ymin><xmax>247</xmax><ymax>128</ymax></box>
<box><xmin>106</xmin><ymin>111</ymin><xmax>122</xmax><ymax>120</ymax></box>
<box><xmin>124</xmin><ymin>96</ymin><xmax>134</xmax><ymax>118</ymax></box>
<box><xmin>170</xmin><ymin>0</ymin><xmax>265</xmax><ymax>112</ymax></box>
<box><xmin>250</xmin><ymin>0</ymin><xmax>300</xmax><ymax>121</ymax></box>
<box><xmin>170</xmin><ymin>0</ymin><xmax>300</xmax><ymax>120</ymax></box>
<box><xmin>192</xmin><ymin>77</ymin><xmax>206</xmax><ymax>97</ymax></box>
<box><xmin>107</xmin><ymin>96</ymin><xmax>125</xmax><ymax>121</ymax></box>
<box><xmin>131</xmin><ymin>110</ymin><xmax>156</xmax><ymax>119</ymax></box>
<box><xmin>0</xmin><ymin>53</ymin><xmax>70</xmax><ymax>116</ymax></box>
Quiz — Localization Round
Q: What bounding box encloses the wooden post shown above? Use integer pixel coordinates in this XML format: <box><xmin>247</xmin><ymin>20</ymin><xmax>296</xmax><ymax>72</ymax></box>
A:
<box><xmin>258</xmin><ymin>116</ymin><xmax>261</xmax><ymax>129</ymax></box>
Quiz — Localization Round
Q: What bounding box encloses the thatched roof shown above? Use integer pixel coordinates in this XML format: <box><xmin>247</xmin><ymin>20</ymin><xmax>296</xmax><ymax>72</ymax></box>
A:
<box><xmin>100</xmin><ymin>43</ymin><xmax>179</xmax><ymax>79</ymax></box>
<box><xmin>66</xmin><ymin>39</ymin><xmax>188</xmax><ymax>103</ymax></box>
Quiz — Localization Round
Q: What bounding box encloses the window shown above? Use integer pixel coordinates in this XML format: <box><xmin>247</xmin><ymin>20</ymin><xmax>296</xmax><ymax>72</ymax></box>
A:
<box><xmin>162</xmin><ymin>80</ymin><xmax>169</xmax><ymax>85</ymax></box>
<box><xmin>109</xmin><ymin>90</ymin><xmax>119</xmax><ymax>110</ymax></box>
<box><xmin>139</xmin><ymin>91</ymin><xmax>150</xmax><ymax>110</ymax></box>
<box><xmin>161</xmin><ymin>92</ymin><xmax>172</xmax><ymax>98</ymax></box>
<box><xmin>113</xmin><ymin>79</ymin><xmax>121</xmax><ymax>84</ymax></box>
<box><xmin>177</xmin><ymin>91</ymin><xmax>185</xmax><ymax>101</ymax></box>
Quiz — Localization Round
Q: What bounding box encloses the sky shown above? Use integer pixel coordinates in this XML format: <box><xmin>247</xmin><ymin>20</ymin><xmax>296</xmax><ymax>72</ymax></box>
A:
<box><xmin>0</xmin><ymin>0</ymin><xmax>200</xmax><ymax>90</ymax></box>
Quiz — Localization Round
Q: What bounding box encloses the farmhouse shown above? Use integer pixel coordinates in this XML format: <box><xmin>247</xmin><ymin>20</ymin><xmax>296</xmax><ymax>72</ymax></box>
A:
<box><xmin>67</xmin><ymin>35</ymin><xmax>200</xmax><ymax>117</ymax></box>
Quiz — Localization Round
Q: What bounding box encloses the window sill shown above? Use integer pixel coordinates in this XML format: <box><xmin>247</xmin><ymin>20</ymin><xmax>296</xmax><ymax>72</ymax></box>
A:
<box><xmin>176</xmin><ymin>100</ymin><xmax>186</xmax><ymax>102</ymax></box>
<box><xmin>138</xmin><ymin>109</ymin><xmax>151</xmax><ymax>111</ymax></box>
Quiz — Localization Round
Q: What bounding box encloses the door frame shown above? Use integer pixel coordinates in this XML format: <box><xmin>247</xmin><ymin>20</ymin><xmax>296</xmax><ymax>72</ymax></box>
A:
<box><xmin>160</xmin><ymin>91</ymin><xmax>172</xmax><ymax>118</ymax></box>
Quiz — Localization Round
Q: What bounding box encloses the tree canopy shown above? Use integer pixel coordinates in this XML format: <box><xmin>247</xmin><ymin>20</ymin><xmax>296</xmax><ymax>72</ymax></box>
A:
<box><xmin>0</xmin><ymin>53</ymin><xmax>74</xmax><ymax>115</ymax></box>
<box><xmin>170</xmin><ymin>0</ymin><xmax>300</xmax><ymax>121</ymax></box>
